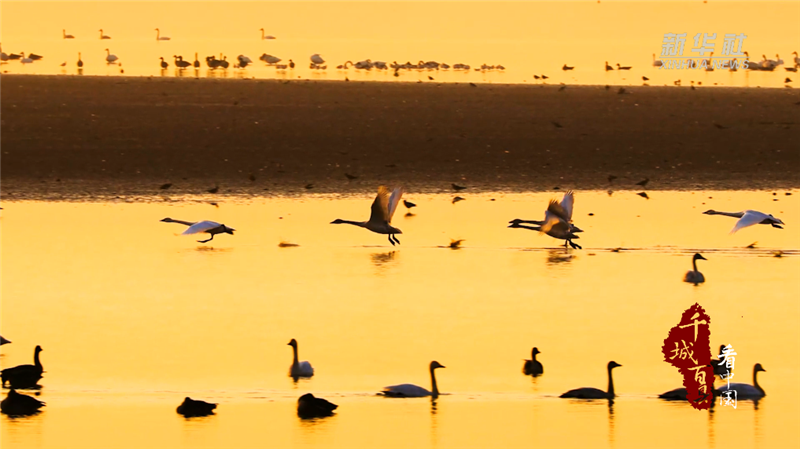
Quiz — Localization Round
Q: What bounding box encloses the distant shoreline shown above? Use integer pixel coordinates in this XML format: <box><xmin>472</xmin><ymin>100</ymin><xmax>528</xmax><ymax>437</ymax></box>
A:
<box><xmin>2</xmin><ymin>74</ymin><xmax>798</xmax><ymax>200</ymax></box>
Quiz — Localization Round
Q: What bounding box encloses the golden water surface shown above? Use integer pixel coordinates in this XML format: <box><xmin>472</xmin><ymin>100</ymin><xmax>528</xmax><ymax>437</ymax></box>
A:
<box><xmin>1</xmin><ymin>190</ymin><xmax>798</xmax><ymax>448</ymax></box>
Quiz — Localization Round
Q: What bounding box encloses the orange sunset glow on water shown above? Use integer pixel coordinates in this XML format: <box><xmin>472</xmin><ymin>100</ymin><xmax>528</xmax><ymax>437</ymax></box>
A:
<box><xmin>1</xmin><ymin>2</ymin><xmax>799</xmax><ymax>449</ymax></box>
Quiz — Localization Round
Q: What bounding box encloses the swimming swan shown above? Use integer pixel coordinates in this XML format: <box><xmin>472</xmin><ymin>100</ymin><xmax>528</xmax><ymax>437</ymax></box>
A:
<box><xmin>155</xmin><ymin>28</ymin><xmax>171</xmax><ymax>41</ymax></box>
<box><xmin>560</xmin><ymin>361</ymin><xmax>621</xmax><ymax>399</ymax></box>
<box><xmin>288</xmin><ymin>339</ymin><xmax>314</xmax><ymax>378</ymax></box>
<box><xmin>1</xmin><ymin>345</ymin><xmax>43</xmax><ymax>389</ymax></box>
<box><xmin>523</xmin><ymin>347</ymin><xmax>543</xmax><ymax>376</ymax></box>
<box><xmin>176</xmin><ymin>397</ymin><xmax>216</xmax><ymax>417</ymax></box>
<box><xmin>160</xmin><ymin>218</ymin><xmax>234</xmax><ymax>243</ymax></box>
<box><xmin>331</xmin><ymin>186</ymin><xmax>404</xmax><ymax>246</ymax></box>
<box><xmin>105</xmin><ymin>48</ymin><xmax>118</xmax><ymax>64</ymax></box>
<box><xmin>1</xmin><ymin>389</ymin><xmax>45</xmax><ymax>416</ymax></box>
<box><xmin>297</xmin><ymin>393</ymin><xmax>337</xmax><ymax>418</ymax></box>
<box><xmin>718</xmin><ymin>363</ymin><xmax>767</xmax><ymax>399</ymax></box>
<box><xmin>381</xmin><ymin>361</ymin><xmax>445</xmax><ymax>398</ymax></box>
<box><xmin>683</xmin><ymin>253</ymin><xmax>707</xmax><ymax>285</ymax></box>
<box><xmin>703</xmin><ymin>209</ymin><xmax>784</xmax><ymax>234</ymax></box>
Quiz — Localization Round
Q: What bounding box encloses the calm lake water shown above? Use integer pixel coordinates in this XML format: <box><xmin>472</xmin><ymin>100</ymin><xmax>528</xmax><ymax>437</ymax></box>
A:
<box><xmin>1</xmin><ymin>2</ymin><xmax>798</xmax><ymax>88</ymax></box>
<box><xmin>1</xmin><ymin>190</ymin><xmax>798</xmax><ymax>448</ymax></box>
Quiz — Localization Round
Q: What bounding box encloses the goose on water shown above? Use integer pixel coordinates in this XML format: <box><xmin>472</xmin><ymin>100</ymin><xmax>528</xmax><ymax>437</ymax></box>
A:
<box><xmin>1</xmin><ymin>345</ymin><xmax>43</xmax><ymax>389</ymax></box>
<box><xmin>718</xmin><ymin>363</ymin><xmax>767</xmax><ymax>399</ymax></box>
<box><xmin>297</xmin><ymin>393</ymin><xmax>337</xmax><ymax>418</ymax></box>
<box><xmin>176</xmin><ymin>397</ymin><xmax>216</xmax><ymax>417</ymax></box>
<box><xmin>160</xmin><ymin>218</ymin><xmax>234</xmax><ymax>243</ymax></box>
<box><xmin>288</xmin><ymin>339</ymin><xmax>314</xmax><ymax>379</ymax></box>
<box><xmin>1</xmin><ymin>389</ymin><xmax>45</xmax><ymax>416</ymax></box>
<box><xmin>702</xmin><ymin>209</ymin><xmax>784</xmax><ymax>233</ymax></box>
<box><xmin>509</xmin><ymin>191</ymin><xmax>583</xmax><ymax>249</ymax></box>
<box><xmin>683</xmin><ymin>253</ymin><xmax>707</xmax><ymax>285</ymax></box>
<box><xmin>381</xmin><ymin>361</ymin><xmax>445</xmax><ymax>398</ymax></box>
<box><xmin>523</xmin><ymin>347</ymin><xmax>543</xmax><ymax>376</ymax></box>
<box><xmin>560</xmin><ymin>361</ymin><xmax>621</xmax><ymax>399</ymax></box>
<box><xmin>159</xmin><ymin>57</ymin><xmax>168</xmax><ymax>69</ymax></box>
<box><xmin>331</xmin><ymin>186</ymin><xmax>403</xmax><ymax>246</ymax></box>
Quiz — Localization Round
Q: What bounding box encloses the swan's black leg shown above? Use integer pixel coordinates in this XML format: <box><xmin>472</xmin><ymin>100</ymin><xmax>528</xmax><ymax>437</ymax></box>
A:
<box><xmin>392</xmin><ymin>235</ymin><xmax>401</xmax><ymax>245</ymax></box>
<box><xmin>568</xmin><ymin>239</ymin><xmax>582</xmax><ymax>250</ymax></box>
<box><xmin>198</xmin><ymin>234</ymin><xmax>214</xmax><ymax>243</ymax></box>
<box><xmin>772</xmin><ymin>223</ymin><xmax>783</xmax><ymax>229</ymax></box>
<box><xmin>388</xmin><ymin>235</ymin><xmax>396</xmax><ymax>246</ymax></box>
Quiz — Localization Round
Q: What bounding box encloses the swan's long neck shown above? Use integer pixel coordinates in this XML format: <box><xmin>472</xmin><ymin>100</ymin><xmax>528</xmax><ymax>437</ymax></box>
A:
<box><xmin>607</xmin><ymin>366</ymin><xmax>615</xmax><ymax>397</ymax></box>
<box><xmin>168</xmin><ymin>219</ymin><xmax>195</xmax><ymax>226</ymax></box>
<box><xmin>292</xmin><ymin>345</ymin><xmax>299</xmax><ymax>366</ymax></box>
<box><xmin>337</xmin><ymin>220</ymin><xmax>367</xmax><ymax>228</ymax></box>
<box><xmin>709</xmin><ymin>211</ymin><xmax>744</xmax><ymax>218</ymax></box>
<box><xmin>510</xmin><ymin>223</ymin><xmax>541</xmax><ymax>232</ymax></box>
<box><xmin>692</xmin><ymin>258</ymin><xmax>698</xmax><ymax>272</ymax></box>
<box><xmin>430</xmin><ymin>367</ymin><xmax>439</xmax><ymax>398</ymax></box>
<box><xmin>531</xmin><ymin>350</ymin><xmax>538</xmax><ymax>362</ymax></box>
<box><xmin>34</xmin><ymin>350</ymin><xmax>42</xmax><ymax>370</ymax></box>
<box><xmin>753</xmin><ymin>367</ymin><xmax>765</xmax><ymax>395</ymax></box>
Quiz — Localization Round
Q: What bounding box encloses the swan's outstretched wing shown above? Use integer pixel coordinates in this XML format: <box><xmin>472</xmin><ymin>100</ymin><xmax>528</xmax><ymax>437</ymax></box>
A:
<box><xmin>369</xmin><ymin>186</ymin><xmax>392</xmax><ymax>223</ymax></box>
<box><xmin>560</xmin><ymin>191</ymin><xmax>575</xmax><ymax>221</ymax></box>
<box><xmin>387</xmin><ymin>187</ymin><xmax>404</xmax><ymax>222</ymax></box>
<box><xmin>182</xmin><ymin>221</ymin><xmax>222</xmax><ymax>235</ymax></box>
<box><xmin>540</xmin><ymin>211</ymin><xmax>570</xmax><ymax>235</ymax></box>
<box><xmin>546</xmin><ymin>199</ymin><xmax>571</xmax><ymax>223</ymax></box>
<box><xmin>730</xmin><ymin>211</ymin><xmax>769</xmax><ymax>234</ymax></box>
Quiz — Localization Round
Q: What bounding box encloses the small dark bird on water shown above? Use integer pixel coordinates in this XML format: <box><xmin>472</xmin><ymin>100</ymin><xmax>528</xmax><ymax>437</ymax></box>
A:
<box><xmin>403</xmin><ymin>200</ymin><xmax>416</xmax><ymax>210</ymax></box>
<box><xmin>297</xmin><ymin>393</ymin><xmax>337</xmax><ymax>419</ymax></box>
<box><xmin>1</xmin><ymin>389</ymin><xmax>45</xmax><ymax>416</ymax></box>
<box><xmin>674</xmin><ymin>80</ymin><xmax>682</xmax><ymax>86</ymax></box>
<box><xmin>636</xmin><ymin>178</ymin><xmax>649</xmax><ymax>187</ymax></box>
<box><xmin>785</xmin><ymin>77</ymin><xmax>792</xmax><ymax>83</ymax></box>
<box><xmin>541</xmin><ymin>75</ymin><xmax>549</xmax><ymax>80</ymax></box>
<box><xmin>428</xmin><ymin>76</ymin><xmax>434</xmax><ymax>80</ymax></box>
<box><xmin>452</xmin><ymin>196</ymin><xmax>465</xmax><ymax>204</ymax></box>
<box><xmin>552</xmin><ymin>121</ymin><xmax>563</xmax><ymax>128</ymax></box>
<box><xmin>344</xmin><ymin>76</ymin><xmax>349</xmax><ymax>82</ymax></box>
<box><xmin>523</xmin><ymin>347</ymin><xmax>544</xmax><ymax>376</ymax></box>
<box><xmin>176</xmin><ymin>397</ymin><xmax>216</xmax><ymax>417</ymax></box>
<box><xmin>642</xmin><ymin>76</ymin><xmax>649</xmax><ymax>81</ymax></box>
<box><xmin>562</xmin><ymin>64</ymin><xmax>574</xmax><ymax>71</ymax></box>
<box><xmin>533</xmin><ymin>75</ymin><xmax>540</xmax><ymax>79</ymax></box>
<box><xmin>160</xmin><ymin>183</ymin><xmax>172</xmax><ymax>190</ymax></box>
<box><xmin>469</xmin><ymin>82</ymin><xmax>477</xmax><ymax>87</ymax></box>
<box><xmin>207</xmin><ymin>185</ymin><xmax>219</xmax><ymax>194</ymax></box>
<box><xmin>452</xmin><ymin>183</ymin><xmax>467</xmax><ymax>191</ymax></box>
<box><xmin>605</xmin><ymin>61</ymin><xmax>614</xmax><ymax>71</ymax></box>
<box><xmin>160</xmin><ymin>57</ymin><xmax>168</xmax><ymax>69</ymax></box>
<box><xmin>637</xmin><ymin>192</ymin><xmax>650</xmax><ymax>199</ymax></box>
<box><xmin>345</xmin><ymin>173</ymin><xmax>358</xmax><ymax>180</ymax></box>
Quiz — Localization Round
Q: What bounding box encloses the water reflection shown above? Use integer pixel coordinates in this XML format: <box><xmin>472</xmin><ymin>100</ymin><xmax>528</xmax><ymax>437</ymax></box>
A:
<box><xmin>607</xmin><ymin>400</ymin><xmax>615</xmax><ymax>448</ymax></box>
<box><xmin>370</xmin><ymin>251</ymin><xmax>398</xmax><ymax>274</ymax></box>
<box><xmin>546</xmin><ymin>248</ymin><xmax>574</xmax><ymax>266</ymax></box>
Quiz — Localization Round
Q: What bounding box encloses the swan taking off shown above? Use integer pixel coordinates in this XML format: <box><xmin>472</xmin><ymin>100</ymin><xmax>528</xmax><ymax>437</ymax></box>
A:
<box><xmin>160</xmin><ymin>218</ymin><xmax>234</xmax><ymax>243</ymax></box>
<box><xmin>381</xmin><ymin>361</ymin><xmax>445</xmax><ymax>398</ymax></box>
<box><xmin>288</xmin><ymin>339</ymin><xmax>314</xmax><ymax>379</ymax></box>
<box><xmin>523</xmin><ymin>347</ymin><xmax>543</xmax><ymax>376</ymax></box>
<box><xmin>331</xmin><ymin>186</ymin><xmax>404</xmax><ymax>246</ymax></box>
<box><xmin>719</xmin><ymin>363</ymin><xmax>767</xmax><ymax>399</ymax></box>
<box><xmin>560</xmin><ymin>361</ymin><xmax>621</xmax><ymax>399</ymax></box>
<box><xmin>155</xmin><ymin>28</ymin><xmax>171</xmax><ymax>41</ymax></box>
<box><xmin>683</xmin><ymin>253</ymin><xmax>707</xmax><ymax>285</ymax></box>
<box><xmin>703</xmin><ymin>209</ymin><xmax>784</xmax><ymax>234</ymax></box>
<box><xmin>508</xmin><ymin>191</ymin><xmax>583</xmax><ymax>249</ymax></box>
<box><xmin>310</xmin><ymin>54</ymin><xmax>325</xmax><ymax>65</ymax></box>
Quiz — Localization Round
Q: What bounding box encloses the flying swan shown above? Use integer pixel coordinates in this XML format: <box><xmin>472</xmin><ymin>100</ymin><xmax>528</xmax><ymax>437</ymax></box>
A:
<box><xmin>331</xmin><ymin>186</ymin><xmax>404</xmax><ymax>245</ymax></box>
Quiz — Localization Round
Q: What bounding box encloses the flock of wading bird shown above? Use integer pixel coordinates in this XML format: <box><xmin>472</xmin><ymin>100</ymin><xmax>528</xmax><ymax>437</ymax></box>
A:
<box><xmin>2</xmin><ymin>185</ymin><xmax>782</xmax><ymax>417</ymax></box>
